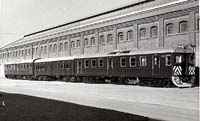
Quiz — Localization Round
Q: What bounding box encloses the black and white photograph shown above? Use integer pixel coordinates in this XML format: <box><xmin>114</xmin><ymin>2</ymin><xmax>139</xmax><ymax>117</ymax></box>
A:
<box><xmin>0</xmin><ymin>0</ymin><xmax>199</xmax><ymax>121</ymax></box>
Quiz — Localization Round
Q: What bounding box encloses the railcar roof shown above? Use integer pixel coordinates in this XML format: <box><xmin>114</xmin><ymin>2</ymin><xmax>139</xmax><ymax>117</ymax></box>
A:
<box><xmin>34</xmin><ymin>56</ymin><xmax>75</xmax><ymax>63</ymax></box>
<box><xmin>75</xmin><ymin>46</ymin><xmax>194</xmax><ymax>59</ymax></box>
<box><xmin>5</xmin><ymin>59</ymin><xmax>35</xmax><ymax>65</ymax></box>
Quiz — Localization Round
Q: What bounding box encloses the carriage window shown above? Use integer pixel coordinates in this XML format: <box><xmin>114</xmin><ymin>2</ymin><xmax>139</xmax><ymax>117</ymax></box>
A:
<box><xmin>140</xmin><ymin>56</ymin><xmax>147</xmax><ymax>66</ymax></box>
<box><xmin>130</xmin><ymin>57</ymin><xmax>136</xmax><ymax>67</ymax></box>
<box><xmin>175</xmin><ymin>55</ymin><xmax>182</xmax><ymax>63</ymax></box>
<box><xmin>84</xmin><ymin>60</ymin><xmax>89</xmax><ymax>68</ymax></box>
<box><xmin>166</xmin><ymin>55</ymin><xmax>171</xmax><ymax>66</ymax></box>
<box><xmin>189</xmin><ymin>54</ymin><xmax>195</xmax><ymax>63</ymax></box>
<box><xmin>64</xmin><ymin>63</ymin><xmax>70</xmax><ymax>69</ymax></box>
<box><xmin>60</xmin><ymin>63</ymin><xmax>64</xmax><ymax>69</ymax></box>
<box><xmin>98</xmin><ymin>58</ymin><xmax>104</xmax><ymax>67</ymax></box>
<box><xmin>120</xmin><ymin>57</ymin><xmax>126</xmax><ymax>67</ymax></box>
<box><xmin>154</xmin><ymin>57</ymin><xmax>158</xmax><ymax>65</ymax></box>
<box><xmin>91</xmin><ymin>59</ymin><xmax>96</xmax><ymax>68</ymax></box>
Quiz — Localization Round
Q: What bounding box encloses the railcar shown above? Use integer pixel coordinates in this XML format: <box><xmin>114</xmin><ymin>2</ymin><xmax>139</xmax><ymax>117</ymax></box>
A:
<box><xmin>34</xmin><ymin>57</ymin><xmax>75</xmax><ymax>81</ymax></box>
<box><xmin>73</xmin><ymin>47</ymin><xmax>195</xmax><ymax>87</ymax></box>
<box><xmin>4</xmin><ymin>46</ymin><xmax>196</xmax><ymax>88</ymax></box>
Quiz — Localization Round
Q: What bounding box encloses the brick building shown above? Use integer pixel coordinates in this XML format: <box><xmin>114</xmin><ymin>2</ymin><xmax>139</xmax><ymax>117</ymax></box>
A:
<box><xmin>0</xmin><ymin>0</ymin><xmax>199</xmax><ymax>77</ymax></box>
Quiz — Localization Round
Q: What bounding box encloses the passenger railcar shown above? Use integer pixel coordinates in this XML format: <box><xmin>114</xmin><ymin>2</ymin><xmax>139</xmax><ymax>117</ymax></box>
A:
<box><xmin>4</xmin><ymin>47</ymin><xmax>196</xmax><ymax>88</ymax></box>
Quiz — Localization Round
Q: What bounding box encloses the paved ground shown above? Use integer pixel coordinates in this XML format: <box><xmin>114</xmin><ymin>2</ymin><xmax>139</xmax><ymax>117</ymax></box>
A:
<box><xmin>0</xmin><ymin>78</ymin><xmax>199</xmax><ymax>121</ymax></box>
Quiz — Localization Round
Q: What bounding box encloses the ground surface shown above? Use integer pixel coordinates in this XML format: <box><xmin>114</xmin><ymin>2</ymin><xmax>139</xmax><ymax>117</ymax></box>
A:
<box><xmin>0</xmin><ymin>78</ymin><xmax>199</xmax><ymax>121</ymax></box>
<box><xmin>0</xmin><ymin>92</ymin><xmax>159</xmax><ymax>121</ymax></box>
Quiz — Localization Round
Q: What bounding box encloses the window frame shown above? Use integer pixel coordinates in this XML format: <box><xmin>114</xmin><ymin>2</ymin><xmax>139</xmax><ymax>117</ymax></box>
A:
<box><xmin>129</xmin><ymin>57</ymin><xmax>136</xmax><ymax>67</ymax></box>
<box><xmin>139</xmin><ymin>28</ymin><xmax>146</xmax><ymax>39</ymax></box>
<box><xmin>150</xmin><ymin>26</ymin><xmax>158</xmax><ymax>37</ymax></box>
<box><xmin>120</xmin><ymin>57</ymin><xmax>126</xmax><ymax>67</ymax></box>
<box><xmin>179</xmin><ymin>21</ymin><xmax>188</xmax><ymax>33</ymax></box>
<box><xmin>165</xmin><ymin>23</ymin><xmax>174</xmax><ymax>35</ymax></box>
<box><xmin>84</xmin><ymin>59</ymin><xmax>89</xmax><ymax>68</ymax></box>
<box><xmin>140</xmin><ymin>56</ymin><xmax>147</xmax><ymax>67</ymax></box>
<box><xmin>91</xmin><ymin>59</ymin><xmax>96</xmax><ymax>68</ymax></box>
<box><xmin>118</xmin><ymin>32</ymin><xmax>124</xmax><ymax>42</ymax></box>
<box><xmin>127</xmin><ymin>30</ymin><xmax>133</xmax><ymax>40</ymax></box>
<box><xmin>165</xmin><ymin>55</ymin><xmax>171</xmax><ymax>66</ymax></box>
<box><xmin>98</xmin><ymin>58</ymin><xmax>104</xmax><ymax>67</ymax></box>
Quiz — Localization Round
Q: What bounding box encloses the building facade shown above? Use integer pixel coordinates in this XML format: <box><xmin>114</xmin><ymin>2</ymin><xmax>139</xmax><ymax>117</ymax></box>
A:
<box><xmin>0</xmin><ymin>0</ymin><xmax>199</xmax><ymax>77</ymax></box>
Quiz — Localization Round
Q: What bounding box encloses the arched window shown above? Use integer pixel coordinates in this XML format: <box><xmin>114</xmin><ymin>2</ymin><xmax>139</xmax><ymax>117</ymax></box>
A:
<box><xmin>127</xmin><ymin>30</ymin><xmax>133</xmax><ymax>40</ymax></box>
<box><xmin>71</xmin><ymin>41</ymin><xmax>75</xmax><ymax>48</ymax></box>
<box><xmin>150</xmin><ymin>26</ymin><xmax>158</xmax><ymax>37</ymax></box>
<box><xmin>64</xmin><ymin>42</ymin><xmax>68</xmax><ymax>50</ymax></box>
<box><xmin>84</xmin><ymin>38</ymin><xmax>88</xmax><ymax>47</ymax></box>
<box><xmin>77</xmin><ymin>40</ymin><xmax>80</xmax><ymax>48</ymax></box>
<box><xmin>139</xmin><ymin>28</ymin><xmax>146</xmax><ymax>39</ymax></box>
<box><xmin>36</xmin><ymin>47</ymin><xmax>38</xmax><ymax>54</ymax></box>
<box><xmin>179</xmin><ymin>21</ymin><xmax>188</xmax><ymax>33</ymax></box>
<box><xmin>54</xmin><ymin>44</ymin><xmax>57</xmax><ymax>52</ymax></box>
<box><xmin>44</xmin><ymin>46</ymin><xmax>47</xmax><ymax>53</ymax></box>
<box><xmin>99</xmin><ymin>35</ymin><xmax>104</xmax><ymax>45</ymax></box>
<box><xmin>90</xmin><ymin>37</ymin><xmax>95</xmax><ymax>46</ymax></box>
<box><xmin>165</xmin><ymin>23</ymin><xmax>174</xmax><ymax>35</ymax></box>
<box><xmin>49</xmin><ymin>45</ymin><xmax>52</xmax><ymax>52</ymax></box>
<box><xmin>118</xmin><ymin>32</ymin><xmax>124</xmax><ymax>42</ymax></box>
<box><xmin>107</xmin><ymin>34</ymin><xmax>113</xmax><ymax>43</ymax></box>
<box><xmin>59</xmin><ymin>43</ymin><xmax>63</xmax><ymax>51</ymax></box>
<box><xmin>40</xmin><ymin>46</ymin><xmax>43</xmax><ymax>53</ymax></box>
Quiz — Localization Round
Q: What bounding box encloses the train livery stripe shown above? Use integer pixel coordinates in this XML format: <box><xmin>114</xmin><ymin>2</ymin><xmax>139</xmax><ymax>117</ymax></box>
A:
<box><xmin>188</xmin><ymin>66</ymin><xmax>195</xmax><ymax>75</ymax></box>
<box><xmin>173</xmin><ymin>66</ymin><xmax>182</xmax><ymax>76</ymax></box>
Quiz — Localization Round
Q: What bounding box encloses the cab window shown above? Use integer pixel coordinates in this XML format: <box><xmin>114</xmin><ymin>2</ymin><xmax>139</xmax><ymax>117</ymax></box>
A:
<box><xmin>166</xmin><ymin>55</ymin><xmax>171</xmax><ymax>66</ymax></box>
<box><xmin>175</xmin><ymin>55</ymin><xmax>182</xmax><ymax>63</ymax></box>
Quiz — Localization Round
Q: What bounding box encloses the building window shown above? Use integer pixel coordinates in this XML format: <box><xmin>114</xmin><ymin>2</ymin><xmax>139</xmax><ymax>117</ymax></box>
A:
<box><xmin>84</xmin><ymin>60</ymin><xmax>89</xmax><ymax>68</ymax></box>
<box><xmin>107</xmin><ymin>34</ymin><xmax>113</xmax><ymax>43</ymax></box>
<box><xmin>139</xmin><ymin>28</ymin><xmax>146</xmax><ymax>39</ymax></box>
<box><xmin>40</xmin><ymin>46</ymin><xmax>43</xmax><ymax>53</ymax></box>
<box><xmin>99</xmin><ymin>35</ymin><xmax>105</xmax><ymax>45</ymax></box>
<box><xmin>120</xmin><ymin>57</ymin><xmax>126</xmax><ymax>67</ymax></box>
<box><xmin>71</xmin><ymin>41</ymin><xmax>75</xmax><ymax>48</ymax></box>
<box><xmin>77</xmin><ymin>40</ymin><xmax>80</xmax><ymax>48</ymax></box>
<box><xmin>44</xmin><ymin>46</ymin><xmax>47</xmax><ymax>53</ymax></box>
<box><xmin>118</xmin><ymin>32</ymin><xmax>124</xmax><ymax>42</ymax></box>
<box><xmin>150</xmin><ymin>26</ymin><xmax>158</xmax><ymax>37</ymax></box>
<box><xmin>54</xmin><ymin>44</ymin><xmax>57</xmax><ymax>52</ymax></box>
<box><xmin>127</xmin><ymin>30</ymin><xmax>133</xmax><ymax>40</ymax></box>
<box><xmin>140</xmin><ymin>56</ymin><xmax>147</xmax><ymax>66</ymax></box>
<box><xmin>59</xmin><ymin>43</ymin><xmax>63</xmax><ymax>51</ymax></box>
<box><xmin>49</xmin><ymin>45</ymin><xmax>52</xmax><ymax>52</ymax></box>
<box><xmin>179</xmin><ymin>21</ymin><xmax>188</xmax><ymax>33</ymax></box>
<box><xmin>36</xmin><ymin>47</ymin><xmax>38</xmax><ymax>54</ymax></box>
<box><xmin>91</xmin><ymin>37</ymin><xmax>95</xmax><ymax>46</ymax></box>
<box><xmin>91</xmin><ymin>59</ymin><xmax>96</xmax><ymax>68</ymax></box>
<box><xmin>98</xmin><ymin>58</ymin><xmax>104</xmax><ymax>67</ymax></box>
<box><xmin>64</xmin><ymin>42</ymin><xmax>68</xmax><ymax>50</ymax></box>
<box><xmin>84</xmin><ymin>38</ymin><xmax>89</xmax><ymax>47</ymax></box>
<box><xmin>25</xmin><ymin>49</ymin><xmax>27</xmax><ymax>56</ymax></box>
<box><xmin>165</xmin><ymin>23</ymin><xmax>174</xmax><ymax>35</ymax></box>
<box><xmin>196</xmin><ymin>18</ymin><xmax>199</xmax><ymax>31</ymax></box>
<box><xmin>130</xmin><ymin>57</ymin><xmax>136</xmax><ymax>67</ymax></box>
<box><xmin>21</xmin><ymin>50</ymin><xmax>24</xmax><ymax>56</ymax></box>
<box><xmin>166</xmin><ymin>55</ymin><xmax>171</xmax><ymax>66</ymax></box>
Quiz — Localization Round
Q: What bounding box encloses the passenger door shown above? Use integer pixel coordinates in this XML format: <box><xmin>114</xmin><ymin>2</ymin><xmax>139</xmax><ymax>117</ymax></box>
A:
<box><xmin>76</xmin><ymin>60</ymin><xmax>82</xmax><ymax>75</ymax></box>
<box><xmin>107</xmin><ymin>57</ymin><xmax>113</xmax><ymax>76</ymax></box>
<box><xmin>152</xmin><ymin>55</ymin><xmax>160</xmax><ymax>75</ymax></box>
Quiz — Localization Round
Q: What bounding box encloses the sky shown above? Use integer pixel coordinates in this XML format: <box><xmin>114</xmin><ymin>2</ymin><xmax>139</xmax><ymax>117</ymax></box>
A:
<box><xmin>0</xmin><ymin>0</ymin><xmax>138</xmax><ymax>48</ymax></box>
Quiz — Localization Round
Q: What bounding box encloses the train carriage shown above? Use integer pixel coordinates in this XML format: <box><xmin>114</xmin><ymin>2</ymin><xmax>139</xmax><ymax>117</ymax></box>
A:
<box><xmin>34</xmin><ymin>57</ymin><xmax>75</xmax><ymax>81</ymax></box>
<box><xmin>74</xmin><ymin>46</ymin><xmax>195</xmax><ymax>87</ymax></box>
<box><xmin>4</xmin><ymin>59</ymin><xmax>35</xmax><ymax>79</ymax></box>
